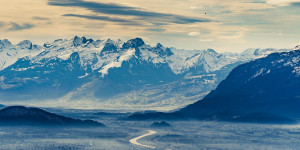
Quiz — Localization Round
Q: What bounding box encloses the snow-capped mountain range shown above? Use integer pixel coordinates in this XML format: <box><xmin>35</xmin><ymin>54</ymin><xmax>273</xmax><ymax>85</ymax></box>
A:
<box><xmin>0</xmin><ymin>37</ymin><xmax>295</xmax><ymax>110</ymax></box>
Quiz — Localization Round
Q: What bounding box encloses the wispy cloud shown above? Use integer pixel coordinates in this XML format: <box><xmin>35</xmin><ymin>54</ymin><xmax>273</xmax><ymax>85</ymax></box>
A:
<box><xmin>63</xmin><ymin>14</ymin><xmax>143</xmax><ymax>26</ymax></box>
<box><xmin>0</xmin><ymin>22</ymin><xmax>4</xmax><ymax>28</ymax></box>
<box><xmin>251</xmin><ymin>1</ymin><xmax>266</xmax><ymax>4</ymax></box>
<box><xmin>267</xmin><ymin>0</ymin><xmax>300</xmax><ymax>6</ymax></box>
<box><xmin>199</xmin><ymin>39</ymin><xmax>214</xmax><ymax>42</ymax></box>
<box><xmin>48</xmin><ymin>0</ymin><xmax>211</xmax><ymax>25</ymax></box>
<box><xmin>32</xmin><ymin>16</ymin><xmax>50</xmax><ymax>20</ymax></box>
<box><xmin>1</xmin><ymin>0</ymin><xmax>299</xmax><ymax>52</ymax></box>
<box><xmin>291</xmin><ymin>2</ymin><xmax>300</xmax><ymax>6</ymax></box>
<box><xmin>146</xmin><ymin>28</ymin><xmax>166</xmax><ymax>32</ymax></box>
<box><xmin>8</xmin><ymin>22</ymin><xmax>35</xmax><ymax>31</ymax></box>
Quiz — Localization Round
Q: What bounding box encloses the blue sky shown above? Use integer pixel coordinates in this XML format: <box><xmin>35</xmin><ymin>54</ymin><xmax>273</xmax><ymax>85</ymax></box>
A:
<box><xmin>0</xmin><ymin>0</ymin><xmax>299</xmax><ymax>52</ymax></box>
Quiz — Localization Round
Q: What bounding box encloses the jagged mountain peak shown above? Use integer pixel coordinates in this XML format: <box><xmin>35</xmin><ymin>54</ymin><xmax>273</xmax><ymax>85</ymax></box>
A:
<box><xmin>294</xmin><ymin>45</ymin><xmax>300</xmax><ymax>50</ymax></box>
<box><xmin>54</xmin><ymin>39</ymin><xmax>63</xmax><ymax>43</ymax></box>
<box><xmin>206</xmin><ymin>48</ymin><xmax>218</xmax><ymax>54</ymax></box>
<box><xmin>149</xmin><ymin>43</ymin><xmax>173</xmax><ymax>57</ymax></box>
<box><xmin>122</xmin><ymin>37</ymin><xmax>145</xmax><ymax>49</ymax></box>
<box><xmin>0</xmin><ymin>39</ymin><xmax>12</xmax><ymax>49</ymax></box>
<box><xmin>72</xmin><ymin>36</ymin><xmax>93</xmax><ymax>47</ymax></box>
<box><xmin>105</xmin><ymin>38</ymin><xmax>115</xmax><ymax>43</ymax></box>
<box><xmin>156</xmin><ymin>43</ymin><xmax>163</xmax><ymax>48</ymax></box>
<box><xmin>43</xmin><ymin>36</ymin><xmax>122</xmax><ymax>50</ymax></box>
<box><xmin>17</xmin><ymin>40</ymin><xmax>33</xmax><ymax>50</ymax></box>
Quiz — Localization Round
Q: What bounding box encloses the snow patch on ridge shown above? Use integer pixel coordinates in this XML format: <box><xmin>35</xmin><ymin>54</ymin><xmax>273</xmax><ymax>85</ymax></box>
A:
<box><xmin>293</xmin><ymin>66</ymin><xmax>300</xmax><ymax>77</ymax></box>
<box><xmin>99</xmin><ymin>48</ymin><xmax>136</xmax><ymax>76</ymax></box>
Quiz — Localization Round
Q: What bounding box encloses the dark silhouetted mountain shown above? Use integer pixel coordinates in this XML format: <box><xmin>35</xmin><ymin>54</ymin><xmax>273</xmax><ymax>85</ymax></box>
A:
<box><xmin>129</xmin><ymin>50</ymin><xmax>300</xmax><ymax>124</ymax></box>
<box><xmin>151</xmin><ymin>121</ymin><xmax>172</xmax><ymax>127</ymax></box>
<box><xmin>228</xmin><ymin>112</ymin><xmax>296</xmax><ymax>124</ymax></box>
<box><xmin>0</xmin><ymin>106</ymin><xmax>105</xmax><ymax>126</ymax></box>
<box><xmin>128</xmin><ymin>112</ymin><xmax>184</xmax><ymax>120</ymax></box>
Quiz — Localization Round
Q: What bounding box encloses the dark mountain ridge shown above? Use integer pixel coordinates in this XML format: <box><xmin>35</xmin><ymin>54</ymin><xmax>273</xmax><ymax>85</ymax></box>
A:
<box><xmin>0</xmin><ymin>106</ymin><xmax>105</xmax><ymax>126</ymax></box>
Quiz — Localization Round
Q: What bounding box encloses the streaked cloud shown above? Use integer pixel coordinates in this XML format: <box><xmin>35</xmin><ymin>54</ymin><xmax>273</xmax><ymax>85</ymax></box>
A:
<box><xmin>146</xmin><ymin>28</ymin><xmax>166</xmax><ymax>32</ymax></box>
<box><xmin>48</xmin><ymin>0</ymin><xmax>211</xmax><ymax>25</ymax></box>
<box><xmin>291</xmin><ymin>2</ymin><xmax>300</xmax><ymax>6</ymax></box>
<box><xmin>32</xmin><ymin>16</ymin><xmax>50</xmax><ymax>20</ymax></box>
<box><xmin>199</xmin><ymin>39</ymin><xmax>214</xmax><ymax>42</ymax></box>
<box><xmin>8</xmin><ymin>23</ymin><xmax>35</xmax><ymax>31</ymax></box>
<box><xmin>0</xmin><ymin>0</ymin><xmax>299</xmax><ymax>52</ymax></box>
<box><xmin>63</xmin><ymin>14</ymin><xmax>144</xmax><ymax>26</ymax></box>
<box><xmin>267</xmin><ymin>0</ymin><xmax>300</xmax><ymax>6</ymax></box>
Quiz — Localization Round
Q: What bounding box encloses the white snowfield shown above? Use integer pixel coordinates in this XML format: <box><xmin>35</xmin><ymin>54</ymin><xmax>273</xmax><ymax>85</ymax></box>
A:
<box><xmin>129</xmin><ymin>130</ymin><xmax>157</xmax><ymax>149</ymax></box>
<box><xmin>99</xmin><ymin>48</ymin><xmax>136</xmax><ymax>76</ymax></box>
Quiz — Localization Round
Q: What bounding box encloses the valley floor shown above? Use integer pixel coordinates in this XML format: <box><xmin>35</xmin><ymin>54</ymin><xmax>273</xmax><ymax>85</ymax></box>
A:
<box><xmin>1</xmin><ymin>110</ymin><xmax>300</xmax><ymax>150</ymax></box>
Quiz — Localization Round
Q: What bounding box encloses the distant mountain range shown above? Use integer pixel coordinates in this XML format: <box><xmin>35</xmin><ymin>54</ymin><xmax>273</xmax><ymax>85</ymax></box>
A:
<box><xmin>0</xmin><ymin>37</ymin><xmax>293</xmax><ymax>110</ymax></box>
<box><xmin>0</xmin><ymin>106</ymin><xmax>105</xmax><ymax>126</ymax></box>
<box><xmin>129</xmin><ymin>47</ymin><xmax>300</xmax><ymax>124</ymax></box>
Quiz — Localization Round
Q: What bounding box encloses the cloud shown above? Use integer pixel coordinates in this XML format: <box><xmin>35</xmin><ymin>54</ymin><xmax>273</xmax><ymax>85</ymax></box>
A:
<box><xmin>291</xmin><ymin>2</ymin><xmax>300</xmax><ymax>6</ymax></box>
<box><xmin>218</xmin><ymin>31</ymin><xmax>246</xmax><ymax>40</ymax></box>
<box><xmin>63</xmin><ymin>14</ymin><xmax>143</xmax><ymax>25</ymax></box>
<box><xmin>251</xmin><ymin>1</ymin><xmax>266</xmax><ymax>3</ymax></box>
<box><xmin>8</xmin><ymin>22</ymin><xmax>35</xmax><ymax>31</ymax></box>
<box><xmin>188</xmin><ymin>32</ymin><xmax>201</xmax><ymax>36</ymax></box>
<box><xmin>266</xmin><ymin>0</ymin><xmax>300</xmax><ymax>6</ymax></box>
<box><xmin>146</xmin><ymin>28</ymin><xmax>166</xmax><ymax>32</ymax></box>
<box><xmin>0</xmin><ymin>22</ymin><xmax>4</xmax><ymax>28</ymax></box>
<box><xmin>32</xmin><ymin>16</ymin><xmax>50</xmax><ymax>20</ymax></box>
<box><xmin>48</xmin><ymin>0</ymin><xmax>211</xmax><ymax>24</ymax></box>
<box><xmin>199</xmin><ymin>39</ymin><xmax>214</xmax><ymax>42</ymax></box>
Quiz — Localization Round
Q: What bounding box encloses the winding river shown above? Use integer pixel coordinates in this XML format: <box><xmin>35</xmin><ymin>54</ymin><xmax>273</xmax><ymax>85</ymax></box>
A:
<box><xmin>129</xmin><ymin>130</ymin><xmax>157</xmax><ymax>149</ymax></box>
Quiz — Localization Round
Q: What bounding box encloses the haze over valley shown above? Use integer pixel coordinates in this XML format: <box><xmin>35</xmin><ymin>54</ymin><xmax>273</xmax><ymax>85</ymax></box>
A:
<box><xmin>1</xmin><ymin>0</ymin><xmax>300</xmax><ymax>149</ymax></box>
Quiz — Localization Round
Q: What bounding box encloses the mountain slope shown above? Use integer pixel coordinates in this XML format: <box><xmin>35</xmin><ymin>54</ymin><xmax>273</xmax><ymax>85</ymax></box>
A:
<box><xmin>129</xmin><ymin>47</ymin><xmax>300</xmax><ymax>123</ymax></box>
<box><xmin>181</xmin><ymin>49</ymin><xmax>300</xmax><ymax>119</ymax></box>
<box><xmin>0</xmin><ymin>106</ymin><xmax>105</xmax><ymax>126</ymax></box>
